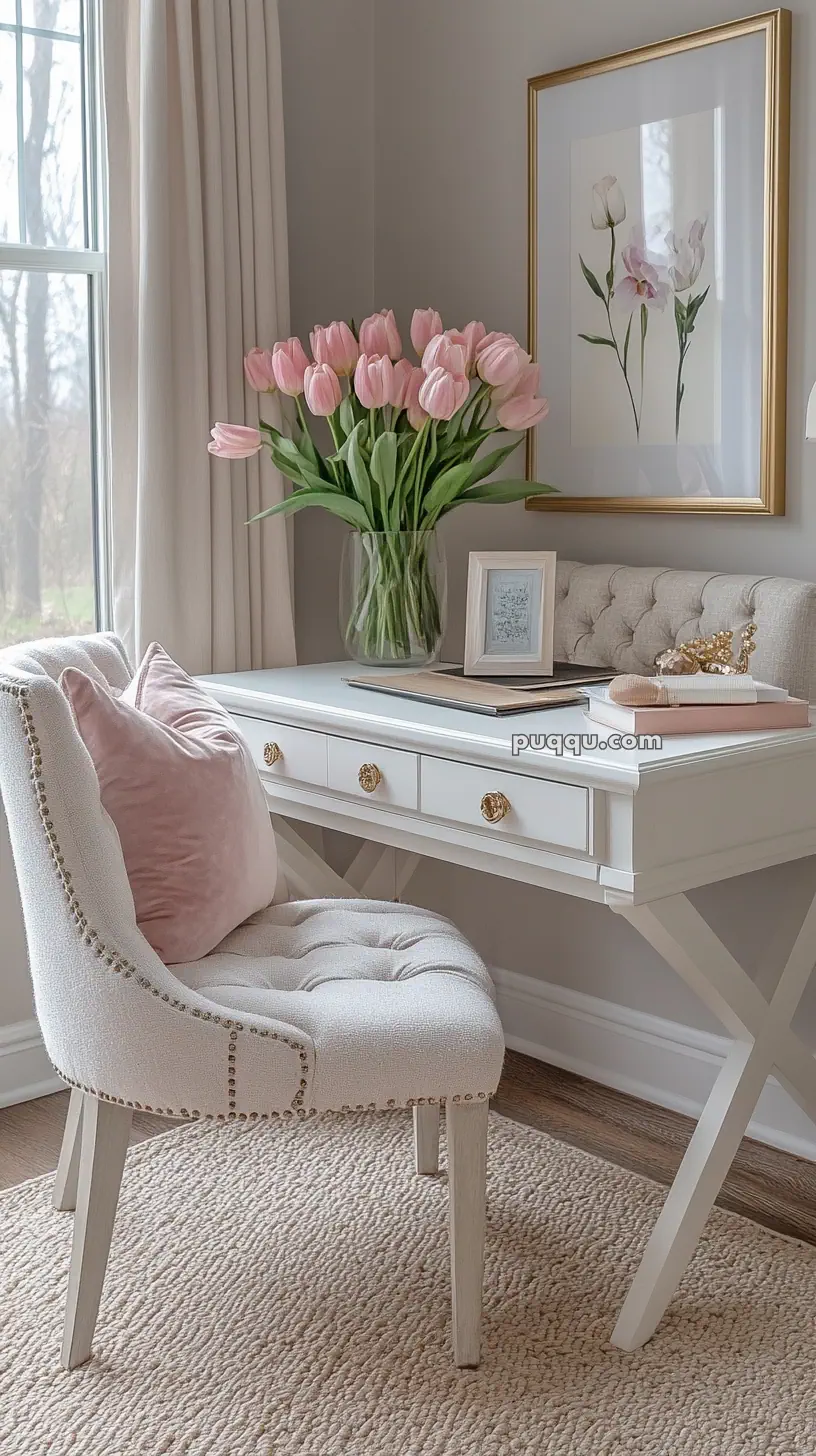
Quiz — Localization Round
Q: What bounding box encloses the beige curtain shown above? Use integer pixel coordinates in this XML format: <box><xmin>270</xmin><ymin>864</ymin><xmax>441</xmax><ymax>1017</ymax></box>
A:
<box><xmin>101</xmin><ymin>0</ymin><xmax>296</xmax><ymax>673</ymax></box>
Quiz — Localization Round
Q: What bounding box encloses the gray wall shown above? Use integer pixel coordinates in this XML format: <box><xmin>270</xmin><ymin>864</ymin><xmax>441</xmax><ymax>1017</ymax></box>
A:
<box><xmin>279</xmin><ymin>0</ymin><xmax>375</xmax><ymax>666</ymax></box>
<box><xmin>281</xmin><ymin>0</ymin><xmax>816</xmax><ymax>1039</ymax></box>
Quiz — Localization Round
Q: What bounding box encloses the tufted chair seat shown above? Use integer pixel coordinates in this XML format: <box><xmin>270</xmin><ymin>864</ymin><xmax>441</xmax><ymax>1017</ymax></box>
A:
<box><xmin>0</xmin><ymin>634</ymin><xmax>504</xmax><ymax>1373</ymax></box>
<box><xmin>178</xmin><ymin>900</ymin><xmax>501</xmax><ymax>1112</ymax></box>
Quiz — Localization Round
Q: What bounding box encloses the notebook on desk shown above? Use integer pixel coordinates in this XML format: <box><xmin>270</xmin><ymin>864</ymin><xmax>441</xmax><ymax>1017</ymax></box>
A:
<box><xmin>345</xmin><ymin>663</ymin><xmax>614</xmax><ymax>716</ymax></box>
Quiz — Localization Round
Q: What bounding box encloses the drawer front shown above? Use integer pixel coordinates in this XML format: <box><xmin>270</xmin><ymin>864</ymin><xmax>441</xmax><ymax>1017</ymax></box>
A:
<box><xmin>234</xmin><ymin>715</ymin><xmax>328</xmax><ymax>787</ymax></box>
<box><xmin>327</xmin><ymin>734</ymin><xmax>419</xmax><ymax>810</ymax></box>
<box><xmin>420</xmin><ymin>755</ymin><xmax>590</xmax><ymax>854</ymax></box>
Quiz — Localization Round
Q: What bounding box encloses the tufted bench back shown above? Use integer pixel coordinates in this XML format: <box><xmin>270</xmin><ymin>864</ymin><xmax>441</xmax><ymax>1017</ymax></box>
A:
<box><xmin>553</xmin><ymin>562</ymin><xmax>816</xmax><ymax>701</ymax></box>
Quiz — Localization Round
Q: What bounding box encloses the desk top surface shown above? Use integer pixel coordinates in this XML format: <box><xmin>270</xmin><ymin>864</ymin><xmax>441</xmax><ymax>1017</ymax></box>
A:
<box><xmin>201</xmin><ymin>661</ymin><xmax>816</xmax><ymax>792</ymax></box>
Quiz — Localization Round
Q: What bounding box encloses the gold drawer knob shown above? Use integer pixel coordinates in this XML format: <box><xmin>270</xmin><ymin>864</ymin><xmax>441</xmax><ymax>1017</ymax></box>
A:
<box><xmin>480</xmin><ymin>790</ymin><xmax>511</xmax><ymax>824</ymax></box>
<box><xmin>263</xmin><ymin>741</ymin><xmax>283</xmax><ymax>766</ymax></box>
<box><xmin>358</xmin><ymin>763</ymin><xmax>383</xmax><ymax>793</ymax></box>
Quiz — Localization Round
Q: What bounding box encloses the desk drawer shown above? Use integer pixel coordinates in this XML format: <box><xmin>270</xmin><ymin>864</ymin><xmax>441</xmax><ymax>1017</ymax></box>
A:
<box><xmin>328</xmin><ymin>735</ymin><xmax>419</xmax><ymax>809</ymax></box>
<box><xmin>234</xmin><ymin>716</ymin><xmax>328</xmax><ymax>787</ymax></box>
<box><xmin>420</xmin><ymin>756</ymin><xmax>590</xmax><ymax>854</ymax></box>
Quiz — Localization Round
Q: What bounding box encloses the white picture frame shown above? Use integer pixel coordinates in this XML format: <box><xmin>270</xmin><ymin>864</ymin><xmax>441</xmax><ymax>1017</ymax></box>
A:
<box><xmin>463</xmin><ymin>551</ymin><xmax>557</xmax><ymax>676</ymax></box>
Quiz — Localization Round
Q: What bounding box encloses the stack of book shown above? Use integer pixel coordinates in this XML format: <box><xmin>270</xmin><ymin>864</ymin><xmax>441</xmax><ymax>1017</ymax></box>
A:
<box><xmin>584</xmin><ymin>675</ymin><xmax>810</xmax><ymax>735</ymax></box>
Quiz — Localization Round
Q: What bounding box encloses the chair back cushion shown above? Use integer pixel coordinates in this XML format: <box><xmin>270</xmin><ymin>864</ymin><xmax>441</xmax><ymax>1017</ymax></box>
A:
<box><xmin>553</xmin><ymin>562</ymin><xmax>816</xmax><ymax>700</ymax></box>
<box><xmin>61</xmin><ymin>642</ymin><xmax>277</xmax><ymax>963</ymax></box>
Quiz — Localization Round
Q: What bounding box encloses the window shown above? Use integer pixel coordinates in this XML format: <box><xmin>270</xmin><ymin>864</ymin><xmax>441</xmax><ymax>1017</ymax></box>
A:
<box><xmin>0</xmin><ymin>0</ymin><xmax>105</xmax><ymax>648</ymax></box>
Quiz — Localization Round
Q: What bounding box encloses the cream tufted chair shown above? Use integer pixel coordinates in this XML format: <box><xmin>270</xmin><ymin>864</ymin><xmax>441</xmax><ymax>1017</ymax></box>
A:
<box><xmin>0</xmin><ymin>634</ymin><xmax>504</xmax><ymax>1371</ymax></box>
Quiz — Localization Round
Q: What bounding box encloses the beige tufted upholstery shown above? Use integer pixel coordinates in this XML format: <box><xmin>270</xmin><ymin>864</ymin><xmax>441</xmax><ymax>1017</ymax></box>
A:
<box><xmin>553</xmin><ymin>562</ymin><xmax>816</xmax><ymax>701</ymax></box>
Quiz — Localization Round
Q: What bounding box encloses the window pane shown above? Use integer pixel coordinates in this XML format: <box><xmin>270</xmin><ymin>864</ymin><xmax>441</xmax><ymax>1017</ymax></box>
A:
<box><xmin>22</xmin><ymin>27</ymin><xmax>85</xmax><ymax>247</ymax></box>
<box><xmin>0</xmin><ymin>3</ymin><xmax>18</xmax><ymax>25</ymax></box>
<box><xmin>0</xmin><ymin>270</ymin><xmax>95</xmax><ymax>647</ymax></box>
<box><xmin>0</xmin><ymin>31</ymin><xmax>21</xmax><ymax>243</ymax></box>
<box><xmin>21</xmin><ymin>1</ymin><xmax>81</xmax><ymax>37</ymax></box>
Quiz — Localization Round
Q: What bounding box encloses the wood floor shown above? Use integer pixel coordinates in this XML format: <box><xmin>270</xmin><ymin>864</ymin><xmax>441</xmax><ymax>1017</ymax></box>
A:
<box><xmin>2</xmin><ymin>1051</ymin><xmax>815</xmax><ymax>1246</ymax></box>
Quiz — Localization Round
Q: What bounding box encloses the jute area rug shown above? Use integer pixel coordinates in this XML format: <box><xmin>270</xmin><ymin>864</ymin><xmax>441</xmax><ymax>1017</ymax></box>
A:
<box><xmin>1</xmin><ymin>1111</ymin><xmax>814</xmax><ymax>1456</ymax></box>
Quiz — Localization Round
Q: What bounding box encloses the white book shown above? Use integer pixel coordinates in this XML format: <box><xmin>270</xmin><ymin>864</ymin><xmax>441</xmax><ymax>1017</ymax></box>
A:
<box><xmin>586</xmin><ymin>678</ymin><xmax>789</xmax><ymax>709</ymax></box>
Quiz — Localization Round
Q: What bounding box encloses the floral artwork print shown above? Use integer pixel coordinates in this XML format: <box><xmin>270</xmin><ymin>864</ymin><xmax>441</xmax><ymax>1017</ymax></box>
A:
<box><xmin>578</xmin><ymin>175</ymin><xmax>708</xmax><ymax>442</ymax></box>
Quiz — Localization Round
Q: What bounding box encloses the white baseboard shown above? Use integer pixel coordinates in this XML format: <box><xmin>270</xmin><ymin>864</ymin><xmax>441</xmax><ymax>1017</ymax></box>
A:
<box><xmin>0</xmin><ymin>1020</ymin><xmax>63</xmax><ymax>1108</ymax></box>
<box><xmin>492</xmin><ymin>966</ymin><xmax>816</xmax><ymax>1163</ymax></box>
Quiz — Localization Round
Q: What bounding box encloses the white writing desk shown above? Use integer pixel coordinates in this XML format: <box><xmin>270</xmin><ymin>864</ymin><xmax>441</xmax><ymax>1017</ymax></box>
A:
<box><xmin>202</xmin><ymin>661</ymin><xmax>816</xmax><ymax>1350</ymax></box>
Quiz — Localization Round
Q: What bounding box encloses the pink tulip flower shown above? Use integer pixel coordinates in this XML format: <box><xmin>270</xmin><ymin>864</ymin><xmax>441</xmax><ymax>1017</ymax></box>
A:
<box><xmin>310</xmin><ymin>321</ymin><xmax>359</xmax><ymax>376</ymax></box>
<box><xmin>208</xmin><ymin>423</ymin><xmax>263</xmax><ymax>459</ymax></box>
<box><xmin>418</xmin><ymin>366</ymin><xmax>470</xmax><ymax>421</ymax></box>
<box><xmin>475</xmin><ymin>330</ymin><xmax>518</xmax><ymax>359</ymax></box>
<box><xmin>410</xmin><ymin>308</ymin><xmax>443</xmax><ymax>357</ymax></box>
<box><xmin>460</xmin><ymin>320</ymin><xmax>487</xmax><ymax>375</ymax></box>
<box><xmin>496</xmin><ymin>395</ymin><xmax>550</xmax><ymax>431</ymax></box>
<box><xmin>404</xmin><ymin>368</ymin><xmax>428</xmax><ymax>430</ymax></box>
<box><xmin>359</xmin><ymin>309</ymin><xmax>402</xmax><ymax>360</ymax></box>
<box><xmin>491</xmin><ymin>359</ymin><xmax>540</xmax><ymax>405</ymax></box>
<box><xmin>354</xmin><ymin>353</ymin><xmax>394</xmax><ymax>408</ymax></box>
<box><xmin>477</xmin><ymin>337</ymin><xmax>526</xmax><ymax>388</ymax></box>
<box><xmin>243</xmin><ymin>347</ymin><xmax>276</xmax><ymax>393</ymax></box>
<box><xmin>271</xmin><ymin>337</ymin><xmax>310</xmax><ymax>396</ymax></box>
<box><xmin>304</xmin><ymin>363</ymin><xmax>342</xmax><ymax>417</ymax></box>
<box><xmin>422</xmin><ymin>332</ymin><xmax>469</xmax><ymax>378</ymax></box>
<box><xmin>389</xmin><ymin>358</ymin><xmax>418</xmax><ymax>409</ymax></box>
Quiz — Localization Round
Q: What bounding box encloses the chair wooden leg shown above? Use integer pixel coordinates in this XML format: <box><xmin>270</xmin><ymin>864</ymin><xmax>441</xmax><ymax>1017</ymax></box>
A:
<box><xmin>414</xmin><ymin>1103</ymin><xmax>440</xmax><ymax>1175</ymax></box>
<box><xmin>61</xmin><ymin>1095</ymin><xmax>132</xmax><ymax>1370</ymax></box>
<box><xmin>53</xmin><ymin>1086</ymin><xmax>84</xmax><ymax>1212</ymax></box>
<box><xmin>446</xmin><ymin>1099</ymin><xmax>489</xmax><ymax>1368</ymax></box>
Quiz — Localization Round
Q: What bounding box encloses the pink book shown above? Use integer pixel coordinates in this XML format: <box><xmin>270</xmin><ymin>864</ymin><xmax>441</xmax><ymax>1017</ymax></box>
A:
<box><xmin>585</xmin><ymin>695</ymin><xmax>811</xmax><ymax>736</ymax></box>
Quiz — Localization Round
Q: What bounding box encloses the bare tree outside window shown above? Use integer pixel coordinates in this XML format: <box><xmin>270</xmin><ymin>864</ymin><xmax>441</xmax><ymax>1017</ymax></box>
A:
<box><xmin>0</xmin><ymin>0</ymin><xmax>103</xmax><ymax>647</ymax></box>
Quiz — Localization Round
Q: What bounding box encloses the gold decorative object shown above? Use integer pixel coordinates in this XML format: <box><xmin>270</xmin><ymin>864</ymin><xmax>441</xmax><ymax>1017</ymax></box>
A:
<box><xmin>263</xmin><ymin>742</ymin><xmax>283</xmax><ymax>766</ymax></box>
<box><xmin>655</xmin><ymin>623</ymin><xmax>757</xmax><ymax>676</ymax></box>
<box><xmin>358</xmin><ymin>763</ymin><xmax>383</xmax><ymax>793</ymax></box>
<box><xmin>480</xmin><ymin>791</ymin><xmax>511</xmax><ymax>824</ymax></box>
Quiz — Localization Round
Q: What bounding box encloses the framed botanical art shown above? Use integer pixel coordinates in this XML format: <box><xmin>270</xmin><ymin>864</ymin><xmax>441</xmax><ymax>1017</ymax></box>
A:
<box><xmin>464</xmin><ymin>551</ymin><xmax>557</xmax><ymax>675</ymax></box>
<box><xmin>526</xmin><ymin>9</ymin><xmax>791</xmax><ymax>514</ymax></box>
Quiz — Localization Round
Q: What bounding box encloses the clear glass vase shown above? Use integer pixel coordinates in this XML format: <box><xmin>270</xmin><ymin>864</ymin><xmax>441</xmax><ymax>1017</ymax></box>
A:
<box><xmin>340</xmin><ymin>530</ymin><xmax>447</xmax><ymax>667</ymax></box>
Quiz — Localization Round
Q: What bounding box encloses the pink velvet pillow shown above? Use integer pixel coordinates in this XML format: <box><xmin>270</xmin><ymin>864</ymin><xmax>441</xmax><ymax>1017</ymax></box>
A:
<box><xmin>60</xmin><ymin>642</ymin><xmax>277</xmax><ymax>964</ymax></box>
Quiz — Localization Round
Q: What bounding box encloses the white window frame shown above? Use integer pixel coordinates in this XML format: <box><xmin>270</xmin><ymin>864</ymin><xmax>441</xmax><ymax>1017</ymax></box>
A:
<box><xmin>0</xmin><ymin>0</ymin><xmax>109</xmax><ymax>630</ymax></box>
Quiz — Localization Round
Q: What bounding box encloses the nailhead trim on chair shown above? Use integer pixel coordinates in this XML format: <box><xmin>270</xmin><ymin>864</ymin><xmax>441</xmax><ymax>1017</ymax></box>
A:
<box><xmin>0</xmin><ymin>676</ymin><xmax>313</xmax><ymax>1115</ymax></box>
<box><xmin>49</xmin><ymin>1064</ymin><xmax>491</xmax><ymax>1120</ymax></box>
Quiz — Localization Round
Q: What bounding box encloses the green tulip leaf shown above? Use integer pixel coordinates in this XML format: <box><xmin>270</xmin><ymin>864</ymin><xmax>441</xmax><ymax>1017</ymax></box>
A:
<box><xmin>248</xmin><ymin>489</ymin><xmax>371</xmax><ymax>530</ymax></box>
<box><xmin>331</xmin><ymin>417</ymin><xmax>367</xmax><ymax>465</ymax></box>
<box><xmin>464</xmin><ymin>439</ymin><xmax>523</xmax><ymax>488</ymax></box>
<box><xmin>422</xmin><ymin>461</ymin><xmax>473</xmax><ymax>518</ymax></box>
<box><xmin>579</xmin><ymin>255</ymin><xmax>606</xmax><ymax>302</ymax></box>
<box><xmin>347</xmin><ymin>421</ymin><xmax>375</xmax><ymax>520</ymax></box>
<box><xmin>266</xmin><ymin>440</ymin><xmax>334</xmax><ymax>493</ymax></box>
<box><xmin>338</xmin><ymin>396</ymin><xmax>356</xmax><ymax>438</ymax></box>
<box><xmin>371</xmin><ymin>432</ymin><xmax>398</xmax><ymax>499</ymax></box>
<box><xmin>458</xmin><ymin>478</ymin><xmax>556</xmax><ymax>505</ymax></box>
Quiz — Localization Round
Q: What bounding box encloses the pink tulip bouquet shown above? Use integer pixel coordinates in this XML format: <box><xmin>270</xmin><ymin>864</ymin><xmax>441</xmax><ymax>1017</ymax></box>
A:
<box><xmin>208</xmin><ymin>308</ymin><xmax>554</xmax><ymax>663</ymax></box>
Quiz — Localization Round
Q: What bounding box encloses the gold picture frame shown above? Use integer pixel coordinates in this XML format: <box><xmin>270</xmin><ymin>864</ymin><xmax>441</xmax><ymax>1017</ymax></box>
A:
<box><xmin>526</xmin><ymin>9</ymin><xmax>791</xmax><ymax>514</ymax></box>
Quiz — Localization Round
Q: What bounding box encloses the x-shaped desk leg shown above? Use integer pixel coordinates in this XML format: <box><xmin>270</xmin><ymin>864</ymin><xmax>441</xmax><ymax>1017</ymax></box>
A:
<box><xmin>607</xmin><ymin>886</ymin><xmax>816</xmax><ymax>1352</ymax></box>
